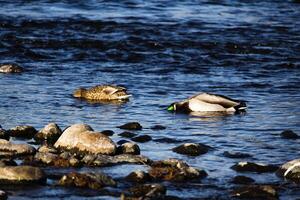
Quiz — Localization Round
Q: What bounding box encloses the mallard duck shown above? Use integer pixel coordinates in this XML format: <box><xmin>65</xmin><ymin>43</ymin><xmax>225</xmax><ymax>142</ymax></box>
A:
<box><xmin>73</xmin><ymin>85</ymin><xmax>131</xmax><ymax>101</ymax></box>
<box><xmin>167</xmin><ymin>93</ymin><xmax>246</xmax><ymax>113</ymax></box>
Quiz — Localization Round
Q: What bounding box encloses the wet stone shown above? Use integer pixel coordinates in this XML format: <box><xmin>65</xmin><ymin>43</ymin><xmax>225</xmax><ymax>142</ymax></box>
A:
<box><xmin>117</xmin><ymin>140</ymin><xmax>130</xmax><ymax>145</ymax></box>
<box><xmin>91</xmin><ymin>154</ymin><xmax>151</xmax><ymax>167</ymax></box>
<box><xmin>276</xmin><ymin>158</ymin><xmax>300</xmax><ymax>182</ymax></box>
<box><xmin>117</xmin><ymin>122</ymin><xmax>142</xmax><ymax>130</ymax></box>
<box><xmin>131</xmin><ymin>135</ymin><xmax>152</xmax><ymax>143</ymax></box>
<box><xmin>58</xmin><ymin>172</ymin><xmax>116</xmax><ymax>190</ymax></box>
<box><xmin>150</xmin><ymin>125</ymin><xmax>166</xmax><ymax>130</ymax></box>
<box><xmin>124</xmin><ymin>183</ymin><xmax>166</xmax><ymax>199</ymax></box>
<box><xmin>118</xmin><ymin>131</ymin><xmax>137</xmax><ymax>138</ymax></box>
<box><xmin>231</xmin><ymin>161</ymin><xmax>278</xmax><ymax>173</ymax></box>
<box><xmin>125</xmin><ymin>170</ymin><xmax>151</xmax><ymax>183</ymax></box>
<box><xmin>0</xmin><ymin>64</ymin><xmax>23</xmax><ymax>73</ymax></box>
<box><xmin>0</xmin><ymin>159</ymin><xmax>17</xmax><ymax>167</ymax></box>
<box><xmin>34</xmin><ymin>123</ymin><xmax>62</xmax><ymax>144</ymax></box>
<box><xmin>33</xmin><ymin>152</ymin><xmax>76</xmax><ymax>167</ymax></box>
<box><xmin>172</xmin><ymin>143</ymin><xmax>210</xmax><ymax>156</ymax></box>
<box><xmin>117</xmin><ymin>142</ymin><xmax>140</xmax><ymax>155</ymax></box>
<box><xmin>0</xmin><ymin>190</ymin><xmax>7</xmax><ymax>200</ymax></box>
<box><xmin>281</xmin><ymin>130</ymin><xmax>299</xmax><ymax>139</ymax></box>
<box><xmin>153</xmin><ymin>137</ymin><xmax>183</xmax><ymax>144</ymax></box>
<box><xmin>149</xmin><ymin>159</ymin><xmax>207</xmax><ymax>182</ymax></box>
<box><xmin>101</xmin><ymin>130</ymin><xmax>114</xmax><ymax>136</ymax></box>
<box><xmin>0</xmin><ymin>139</ymin><xmax>36</xmax><ymax>158</ymax></box>
<box><xmin>0</xmin><ymin>128</ymin><xmax>9</xmax><ymax>140</ymax></box>
<box><xmin>223</xmin><ymin>151</ymin><xmax>252</xmax><ymax>159</ymax></box>
<box><xmin>37</xmin><ymin>145</ymin><xmax>58</xmax><ymax>154</ymax></box>
<box><xmin>0</xmin><ymin>166</ymin><xmax>46</xmax><ymax>184</ymax></box>
<box><xmin>231</xmin><ymin>175</ymin><xmax>255</xmax><ymax>184</ymax></box>
<box><xmin>231</xmin><ymin>185</ymin><xmax>278</xmax><ymax>199</ymax></box>
<box><xmin>54</xmin><ymin>124</ymin><xmax>117</xmax><ymax>155</ymax></box>
<box><xmin>7</xmin><ymin>125</ymin><xmax>37</xmax><ymax>139</ymax></box>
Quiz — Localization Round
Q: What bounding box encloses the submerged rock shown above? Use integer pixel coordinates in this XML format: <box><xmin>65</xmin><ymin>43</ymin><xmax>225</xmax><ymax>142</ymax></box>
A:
<box><xmin>125</xmin><ymin>170</ymin><xmax>151</xmax><ymax>183</ymax></box>
<box><xmin>34</xmin><ymin>123</ymin><xmax>62</xmax><ymax>144</ymax></box>
<box><xmin>231</xmin><ymin>161</ymin><xmax>278</xmax><ymax>173</ymax></box>
<box><xmin>118</xmin><ymin>131</ymin><xmax>137</xmax><ymax>138</ymax></box>
<box><xmin>231</xmin><ymin>176</ymin><xmax>255</xmax><ymax>184</ymax></box>
<box><xmin>117</xmin><ymin>142</ymin><xmax>140</xmax><ymax>155</ymax></box>
<box><xmin>0</xmin><ymin>139</ymin><xmax>36</xmax><ymax>158</ymax></box>
<box><xmin>131</xmin><ymin>135</ymin><xmax>152</xmax><ymax>143</ymax></box>
<box><xmin>172</xmin><ymin>143</ymin><xmax>210</xmax><ymax>156</ymax></box>
<box><xmin>7</xmin><ymin>125</ymin><xmax>37</xmax><ymax>139</ymax></box>
<box><xmin>0</xmin><ymin>64</ymin><xmax>23</xmax><ymax>73</ymax></box>
<box><xmin>150</xmin><ymin>125</ymin><xmax>166</xmax><ymax>130</ymax></box>
<box><xmin>281</xmin><ymin>130</ymin><xmax>299</xmax><ymax>139</ymax></box>
<box><xmin>149</xmin><ymin>159</ymin><xmax>207</xmax><ymax>182</ymax></box>
<box><xmin>58</xmin><ymin>172</ymin><xmax>116</xmax><ymax>190</ymax></box>
<box><xmin>223</xmin><ymin>151</ymin><xmax>252</xmax><ymax>159</ymax></box>
<box><xmin>0</xmin><ymin>166</ymin><xmax>45</xmax><ymax>184</ymax></box>
<box><xmin>54</xmin><ymin>124</ymin><xmax>116</xmax><ymax>155</ymax></box>
<box><xmin>0</xmin><ymin>190</ymin><xmax>7</xmax><ymax>200</ymax></box>
<box><xmin>276</xmin><ymin>158</ymin><xmax>300</xmax><ymax>181</ymax></box>
<box><xmin>101</xmin><ymin>130</ymin><xmax>114</xmax><ymax>137</ymax></box>
<box><xmin>123</xmin><ymin>184</ymin><xmax>166</xmax><ymax>200</ymax></box>
<box><xmin>118</xmin><ymin>122</ymin><xmax>142</xmax><ymax>130</ymax></box>
<box><xmin>231</xmin><ymin>185</ymin><xmax>278</xmax><ymax>199</ymax></box>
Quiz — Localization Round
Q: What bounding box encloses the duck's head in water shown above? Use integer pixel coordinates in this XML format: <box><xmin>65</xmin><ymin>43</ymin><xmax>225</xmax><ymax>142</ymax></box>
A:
<box><xmin>167</xmin><ymin>103</ymin><xmax>176</xmax><ymax>111</ymax></box>
<box><xmin>167</xmin><ymin>102</ymin><xmax>190</xmax><ymax>113</ymax></box>
<box><xmin>73</xmin><ymin>88</ymin><xmax>87</xmax><ymax>98</ymax></box>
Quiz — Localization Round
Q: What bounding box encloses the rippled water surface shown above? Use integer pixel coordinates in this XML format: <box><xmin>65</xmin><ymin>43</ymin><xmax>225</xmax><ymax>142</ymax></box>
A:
<box><xmin>0</xmin><ymin>0</ymin><xmax>300</xmax><ymax>199</ymax></box>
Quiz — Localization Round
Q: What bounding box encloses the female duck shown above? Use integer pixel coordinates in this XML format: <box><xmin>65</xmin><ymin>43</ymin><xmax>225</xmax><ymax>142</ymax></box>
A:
<box><xmin>73</xmin><ymin>85</ymin><xmax>131</xmax><ymax>101</ymax></box>
<box><xmin>167</xmin><ymin>93</ymin><xmax>246</xmax><ymax>113</ymax></box>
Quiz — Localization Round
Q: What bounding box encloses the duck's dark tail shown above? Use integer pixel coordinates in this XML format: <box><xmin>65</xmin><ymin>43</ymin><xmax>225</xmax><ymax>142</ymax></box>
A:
<box><xmin>234</xmin><ymin>101</ymin><xmax>247</xmax><ymax>112</ymax></box>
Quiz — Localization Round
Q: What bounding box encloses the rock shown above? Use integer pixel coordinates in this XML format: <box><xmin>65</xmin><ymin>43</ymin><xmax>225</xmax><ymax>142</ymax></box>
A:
<box><xmin>0</xmin><ymin>139</ymin><xmax>36</xmax><ymax>158</ymax></box>
<box><xmin>231</xmin><ymin>185</ymin><xmax>278</xmax><ymax>199</ymax></box>
<box><xmin>281</xmin><ymin>130</ymin><xmax>299</xmax><ymax>139</ymax></box>
<box><xmin>172</xmin><ymin>143</ymin><xmax>210</xmax><ymax>156</ymax></box>
<box><xmin>223</xmin><ymin>151</ymin><xmax>252</xmax><ymax>159</ymax></box>
<box><xmin>118</xmin><ymin>122</ymin><xmax>142</xmax><ymax>130</ymax></box>
<box><xmin>0</xmin><ymin>190</ymin><xmax>7</xmax><ymax>200</ymax></box>
<box><xmin>124</xmin><ymin>184</ymin><xmax>166</xmax><ymax>199</ymax></box>
<box><xmin>54</xmin><ymin>124</ymin><xmax>116</xmax><ymax>155</ymax></box>
<box><xmin>0</xmin><ymin>159</ymin><xmax>17</xmax><ymax>167</ymax></box>
<box><xmin>58</xmin><ymin>172</ymin><xmax>116</xmax><ymax>190</ymax></box>
<box><xmin>117</xmin><ymin>140</ymin><xmax>130</xmax><ymax>145</ymax></box>
<box><xmin>153</xmin><ymin>137</ymin><xmax>183</xmax><ymax>144</ymax></box>
<box><xmin>7</xmin><ymin>125</ymin><xmax>37</xmax><ymax>139</ymax></box>
<box><xmin>150</xmin><ymin>125</ymin><xmax>166</xmax><ymax>130</ymax></box>
<box><xmin>34</xmin><ymin>123</ymin><xmax>62</xmax><ymax>144</ymax></box>
<box><xmin>231</xmin><ymin>176</ymin><xmax>255</xmax><ymax>184</ymax></box>
<box><xmin>101</xmin><ymin>130</ymin><xmax>114</xmax><ymax>136</ymax></box>
<box><xmin>118</xmin><ymin>131</ymin><xmax>137</xmax><ymax>138</ymax></box>
<box><xmin>37</xmin><ymin>145</ymin><xmax>58</xmax><ymax>154</ymax></box>
<box><xmin>231</xmin><ymin>162</ymin><xmax>278</xmax><ymax>173</ymax></box>
<box><xmin>0</xmin><ymin>166</ymin><xmax>45</xmax><ymax>184</ymax></box>
<box><xmin>276</xmin><ymin>158</ymin><xmax>300</xmax><ymax>181</ymax></box>
<box><xmin>149</xmin><ymin>159</ymin><xmax>207</xmax><ymax>182</ymax></box>
<box><xmin>125</xmin><ymin>170</ymin><xmax>150</xmax><ymax>183</ymax></box>
<box><xmin>117</xmin><ymin>142</ymin><xmax>140</xmax><ymax>155</ymax></box>
<box><xmin>131</xmin><ymin>135</ymin><xmax>152</xmax><ymax>143</ymax></box>
<box><xmin>0</xmin><ymin>128</ymin><xmax>9</xmax><ymax>140</ymax></box>
<box><xmin>0</xmin><ymin>64</ymin><xmax>23</xmax><ymax>73</ymax></box>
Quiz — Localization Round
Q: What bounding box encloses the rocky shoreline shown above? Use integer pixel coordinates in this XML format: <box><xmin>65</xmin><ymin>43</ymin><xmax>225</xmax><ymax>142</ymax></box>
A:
<box><xmin>0</xmin><ymin>123</ymin><xmax>299</xmax><ymax>199</ymax></box>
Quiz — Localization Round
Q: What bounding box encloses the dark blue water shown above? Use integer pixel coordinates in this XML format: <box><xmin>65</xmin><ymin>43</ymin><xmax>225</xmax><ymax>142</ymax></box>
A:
<box><xmin>0</xmin><ymin>0</ymin><xmax>300</xmax><ymax>199</ymax></box>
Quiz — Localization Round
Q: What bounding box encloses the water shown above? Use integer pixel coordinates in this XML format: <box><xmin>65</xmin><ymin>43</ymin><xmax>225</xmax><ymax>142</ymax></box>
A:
<box><xmin>0</xmin><ymin>0</ymin><xmax>300</xmax><ymax>199</ymax></box>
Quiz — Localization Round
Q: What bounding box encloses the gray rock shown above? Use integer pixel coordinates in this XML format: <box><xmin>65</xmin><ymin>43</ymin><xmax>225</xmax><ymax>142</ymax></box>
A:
<box><xmin>117</xmin><ymin>122</ymin><xmax>142</xmax><ymax>130</ymax></box>
<box><xmin>0</xmin><ymin>139</ymin><xmax>36</xmax><ymax>158</ymax></box>
<box><xmin>34</xmin><ymin>123</ymin><xmax>62</xmax><ymax>144</ymax></box>
<box><xmin>7</xmin><ymin>125</ymin><xmax>37</xmax><ymax>139</ymax></box>
<box><xmin>54</xmin><ymin>124</ymin><xmax>116</xmax><ymax>155</ymax></box>
<box><xmin>0</xmin><ymin>190</ymin><xmax>7</xmax><ymax>200</ymax></box>
<box><xmin>118</xmin><ymin>142</ymin><xmax>140</xmax><ymax>155</ymax></box>
<box><xmin>58</xmin><ymin>172</ymin><xmax>116</xmax><ymax>190</ymax></box>
<box><xmin>231</xmin><ymin>185</ymin><xmax>278</xmax><ymax>199</ymax></box>
<box><xmin>0</xmin><ymin>166</ymin><xmax>45</xmax><ymax>184</ymax></box>
<box><xmin>149</xmin><ymin>158</ymin><xmax>207</xmax><ymax>182</ymax></box>
<box><xmin>125</xmin><ymin>170</ymin><xmax>150</xmax><ymax>183</ymax></box>
<box><xmin>276</xmin><ymin>158</ymin><xmax>300</xmax><ymax>181</ymax></box>
<box><xmin>0</xmin><ymin>64</ymin><xmax>23</xmax><ymax>73</ymax></box>
<box><xmin>231</xmin><ymin>161</ymin><xmax>278</xmax><ymax>173</ymax></box>
<box><xmin>172</xmin><ymin>143</ymin><xmax>210</xmax><ymax>156</ymax></box>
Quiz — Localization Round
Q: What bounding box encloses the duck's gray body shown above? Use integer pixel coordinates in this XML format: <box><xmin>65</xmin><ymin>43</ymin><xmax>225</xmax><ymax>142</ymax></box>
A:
<box><xmin>168</xmin><ymin>93</ymin><xmax>246</xmax><ymax>113</ymax></box>
<box><xmin>73</xmin><ymin>85</ymin><xmax>131</xmax><ymax>101</ymax></box>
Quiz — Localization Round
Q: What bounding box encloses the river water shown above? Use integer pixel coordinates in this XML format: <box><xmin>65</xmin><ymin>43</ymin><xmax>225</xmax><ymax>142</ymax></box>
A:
<box><xmin>0</xmin><ymin>0</ymin><xmax>300</xmax><ymax>199</ymax></box>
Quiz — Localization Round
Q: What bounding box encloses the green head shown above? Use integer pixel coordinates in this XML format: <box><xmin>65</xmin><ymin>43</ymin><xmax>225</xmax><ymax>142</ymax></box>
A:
<box><xmin>167</xmin><ymin>103</ymin><xmax>176</xmax><ymax>111</ymax></box>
